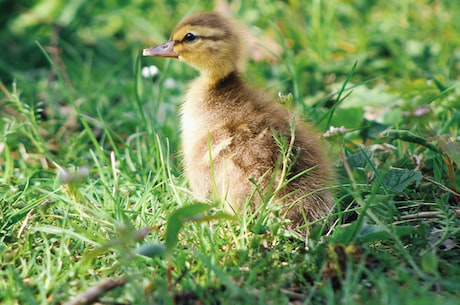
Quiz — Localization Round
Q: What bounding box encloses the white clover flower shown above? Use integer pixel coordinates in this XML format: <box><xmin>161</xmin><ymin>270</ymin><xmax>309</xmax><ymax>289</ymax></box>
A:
<box><xmin>323</xmin><ymin>125</ymin><xmax>346</xmax><ymax>138</ymax></box>
<box><xmin>141</xmin><ymin>65</ymin><xmax>159</xmax><ymax>79</ymax></box>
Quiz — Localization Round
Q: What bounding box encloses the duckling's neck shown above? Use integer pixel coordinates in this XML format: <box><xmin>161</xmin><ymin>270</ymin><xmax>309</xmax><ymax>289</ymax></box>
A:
<box><xmin>184</xmin><ymin>70</ymin><xmax>244</xmax><ymax>117</ymax></box>
<box><xmin>213</xmin><ymin>70</ymin><xmax>239</xmax><ymax>87</ymax></box>
<box><xmin>197</xmin><ymin>58</ymin><xmax>239</xmax><ymax>85</ymax></box>
<box><xmin>201</xmin><ymin>69</ymin><xmax>240</xmax><ymax>89</ymax></box>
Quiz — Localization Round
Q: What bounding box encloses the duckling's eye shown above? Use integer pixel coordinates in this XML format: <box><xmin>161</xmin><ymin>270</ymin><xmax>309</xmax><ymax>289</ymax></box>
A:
<box><xmin>183</xmin><ymin>33</ymin><xmax>197</xmax><ymax>43</ymax></box>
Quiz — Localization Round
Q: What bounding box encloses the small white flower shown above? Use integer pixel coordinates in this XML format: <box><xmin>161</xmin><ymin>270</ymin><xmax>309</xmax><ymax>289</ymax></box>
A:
<box><xmin>323</xmin><ymin>126</ymin><xmax>346</xmax><ymax>138</ymax></box>
<box><xmin>141</xmin><ymin>65</ymin><xmax>159</xmax><ymax>78</ymax></box>
<box><xmin>164</xmin><ymin>77</ymin><xmax>177</xmax><ymax>89</ymax></box>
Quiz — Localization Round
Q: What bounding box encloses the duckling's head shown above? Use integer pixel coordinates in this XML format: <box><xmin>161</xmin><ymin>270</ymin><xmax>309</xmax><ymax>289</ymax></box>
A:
<box><xmin>143</xmin><ymin>12</ymin><xmax>244</xmax><ymax>82</ymax></box>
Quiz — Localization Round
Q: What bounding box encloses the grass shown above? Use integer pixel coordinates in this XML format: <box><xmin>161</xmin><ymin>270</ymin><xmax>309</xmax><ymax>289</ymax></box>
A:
<box><xmin>1</xmin><ymin>0</ymin><xmax>460</xmax><ymax>304</ymax></box>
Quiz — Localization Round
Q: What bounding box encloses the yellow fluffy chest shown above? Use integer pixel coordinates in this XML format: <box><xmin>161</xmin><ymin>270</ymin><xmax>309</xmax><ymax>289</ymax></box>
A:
<box><xmin>180</xmin><ymin>78</ymin><xmax>212</xmax><ymax>158</ymax></box>
<box><xmin>180</xmin><ymin>78</ymin><xmax>234</xmax><ymax>161</ymax></box>
<box><xmin>179</xmin><ymin>77</ymin><xmax>240</xmax><ymax>202</ymax></box>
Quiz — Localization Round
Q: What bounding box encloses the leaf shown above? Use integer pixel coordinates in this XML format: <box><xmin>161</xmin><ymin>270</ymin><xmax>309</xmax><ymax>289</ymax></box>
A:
<box><xmin>421</xmin><ymin>252</ymin><xmax>439</xmax><ymax>275</ymax></box>
<box><xmin>360</xmin><ymin>119</ymin><xmax>390</xmax><ymax>141</ymax></box>
<box><xmin>382</xmin><ymin>130</ymin><xmax>443</xmax><ymax>154</ymax></box>
<box><xmin>332</xmin><ymin>220</ymin><xmax>362</xmax><ymax>244</ymax></box>
<box><xmin>357</xmin><ymin>224</ymin><xmax>414</xmax><ymax>244</ymax></box>
<box><xmin>330</xmin><ymin>107</ymin><xmax>365</xmax><ymax>129</ymax></box>
<box><xmin>346</xmin><ymin>150</ymin><xmax>372</xmax><ymax>168</ymax></box>
<box><xmin>165</xmin><ymin>203</ymin><xmax>210</xmax><ymax>252</ymax></box>
<box><xmin>135</xmin><ymin>243</ymin><xmax>166</xmax><ymax>258</ymax></box>
<box><xmin>164</xmin><ymin>203</ymin><xmax>235</xmax><ymax>254</ymax></box>
<box><xmin>382</xmin><ymin>168</ymin><xmax>422</xmax><ymax>193</ymax></box>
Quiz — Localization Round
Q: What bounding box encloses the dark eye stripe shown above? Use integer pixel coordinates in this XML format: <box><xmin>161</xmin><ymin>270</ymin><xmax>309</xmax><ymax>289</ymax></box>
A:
<box><xmin>200</xmin><ymin>35</ymin><xmax>223</xmax><ymax>41</ymax></box>
<box><xmin>175</xmin><ymin>35</ymin><xmax>224</xmax><ymax>44</ymax></box>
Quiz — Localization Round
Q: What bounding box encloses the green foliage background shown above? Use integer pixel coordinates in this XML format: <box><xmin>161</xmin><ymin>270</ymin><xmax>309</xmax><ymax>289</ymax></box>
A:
<box><xmin>1</xmin><ymin>0</ymin><xmax>460</xmax><ymax>304</ymax></box>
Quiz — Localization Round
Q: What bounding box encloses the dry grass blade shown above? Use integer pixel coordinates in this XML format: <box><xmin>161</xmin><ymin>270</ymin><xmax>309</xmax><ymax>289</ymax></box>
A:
<box><xmin>63</xmin><ymin>278</ymin><xmax>126</xmax><ymax>305</ymax></box>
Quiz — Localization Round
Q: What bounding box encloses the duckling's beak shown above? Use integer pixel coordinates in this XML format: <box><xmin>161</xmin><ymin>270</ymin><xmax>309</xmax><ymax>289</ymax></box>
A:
<box><xmin>143</xmin><ymin>41</ymin><xmax>178</xmax><ymax>58</ymax></box>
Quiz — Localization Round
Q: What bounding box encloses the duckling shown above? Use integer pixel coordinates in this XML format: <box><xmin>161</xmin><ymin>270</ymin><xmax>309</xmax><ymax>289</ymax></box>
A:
<box><xmin>143</xmin><ymin>12</ymin><xmax>334</xmax><ymax>227</ymax></box>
